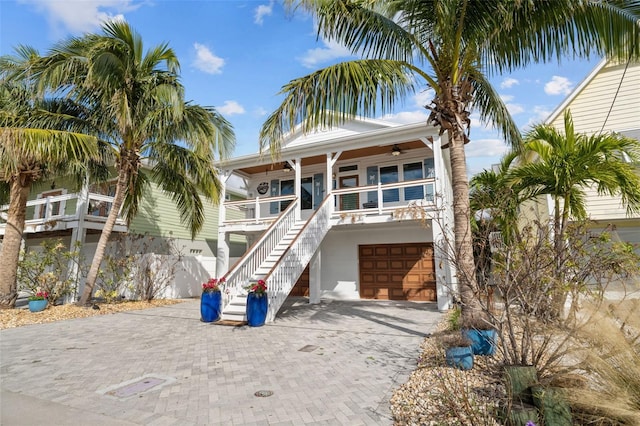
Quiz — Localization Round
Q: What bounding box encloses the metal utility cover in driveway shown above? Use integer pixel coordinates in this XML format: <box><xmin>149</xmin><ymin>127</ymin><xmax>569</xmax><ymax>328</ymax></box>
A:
<box><xmin>97</xmin><ymin>374</ymin><xmax>176</xmax><ymax>400</ymax></box>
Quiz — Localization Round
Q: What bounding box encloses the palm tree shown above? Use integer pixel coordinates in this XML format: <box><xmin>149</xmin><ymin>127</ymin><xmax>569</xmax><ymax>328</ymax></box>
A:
<box><xmin>28</xmin><ymin>21</ymin><xmax>235</xmax><ymax>306</ymax></box>
<box><xmin>258</xmin><ymin>0</ymin><xmax>640</xmax><ymax>322</ymax></box>
<box><xmin>0</xmin><ymin>78</ymin><xmax>100</xmax><ymax>309</ymax></box>
<box><xmin>511</xmin><ymin>109</ymin><xmax>640</xmax><ymax>258</ymax></box>
<box><xmin>510</xmin><ymin>110</ymin><xmax>640</xmax><ymax>316</ymax></box>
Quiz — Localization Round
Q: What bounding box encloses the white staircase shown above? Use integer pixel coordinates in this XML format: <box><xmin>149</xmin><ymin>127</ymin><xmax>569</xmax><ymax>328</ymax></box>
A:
<box><xmin>220</xmin><ymin>195</ymin><xmax>334</xmax><ymax>323</ymax></box>
<box><xmin>220</xmin><ymin>222</ymin><xmax>304</xmax><ymax>322</ymax></box>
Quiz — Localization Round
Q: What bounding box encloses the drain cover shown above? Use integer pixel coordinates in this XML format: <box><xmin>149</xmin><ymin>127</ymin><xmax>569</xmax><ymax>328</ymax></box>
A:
<box><xmin>107</xmin><ymin>377</ymin><xmax>166</xmax><ymax>398</ymax></box>
<box><xmin>98</xmin><ymin>374</ymin><xmax>175</xmax><ymax>400</ymax></box>
<box><xmin>254</xmin><ymin>390</ymin><xmax>274</xmax><ymax>397</ymax></box>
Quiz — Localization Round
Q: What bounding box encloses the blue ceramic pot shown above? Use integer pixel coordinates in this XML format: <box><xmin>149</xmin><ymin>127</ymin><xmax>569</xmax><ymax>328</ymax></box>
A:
<box><xmin>200</xmin><ymin>291</ymin><xmax>221</xmax><ymax>322</ymax></box>
<box><xmin>246</xmin><ymin>292</ymin><xmax>268</xmax><ymax>327</ymax></box>
<box><xmin>445</xmin><ymin>345</ymin><xmax>474</xmax><ymax>370</ymax></box>
<box><xmin>462</xmin><ymin>328</ymin><xmax>497</xmax><ymax>356</ymax></box>
<box><xmin>28</xmin><ymin>299</ymin><xmax>48</xmax><ymax>313</ymax></box>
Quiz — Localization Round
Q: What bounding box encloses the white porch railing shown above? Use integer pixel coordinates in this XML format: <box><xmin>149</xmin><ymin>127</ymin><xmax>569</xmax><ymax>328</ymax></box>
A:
<box><xmin>0</xmin><ymin>192</ymin><xmax>125</xmax><ymax>233</ymax></box>
<box><xmin>221</xmin><ymin>198</ymin><xmax>299</xmax><ymax>309</ymax></box>
<box><xmin>264</xmin><ymin>195</ymin><xmax>334</xmax><ymax>322</ymax></box>
<box><xmin>219</xmin><ymin>178</ymin><xmax>436</xmax><ymax>226</ymax></box>
<box><xmin>223</xmin><ymin>194</ymin><xmax>297</xmax><ymax>225</ymax></box>
<box><xmin>331</xmin><ymin>177</ymin><xmax>436</xmax><ymax>216</ymax></box>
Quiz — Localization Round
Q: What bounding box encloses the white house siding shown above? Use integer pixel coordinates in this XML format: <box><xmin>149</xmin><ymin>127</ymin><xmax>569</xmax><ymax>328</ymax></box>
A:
<box><xmin>548</xmin><ymin>61</ymin><xmax>640</xmax><ymax>225</ymax></box>
<box><xmin>549</xmin><ymin>62</ymin><xmax>640</xmax><ymax>135</ymax></box>
<box><xmin>317</xmin><ymin>223</ymin><xmax>434</xmax><ymax>300</ymax></box>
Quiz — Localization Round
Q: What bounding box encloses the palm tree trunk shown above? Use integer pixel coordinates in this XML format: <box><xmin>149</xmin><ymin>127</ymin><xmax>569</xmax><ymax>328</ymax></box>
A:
<box><xmin>0</xmin><ymin>177</ymin><xmax>31</xmax><ymax>309</ymax></box>
<box><xmin>77</xmin><ymin>169</ymin><xmax>129</xmax><ymax>306</ymax></box>
<box><xmin>448</xmin><ymin>130</ymin><xmax>481</xmax><ymax>322</ymax></box>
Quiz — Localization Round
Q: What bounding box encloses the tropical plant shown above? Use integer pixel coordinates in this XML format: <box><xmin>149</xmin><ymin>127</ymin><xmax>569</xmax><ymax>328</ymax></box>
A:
<box><xmin>0</xmin><ymin>67</ymin><xmax>100</xmax><ymax>308</ymax></box>
<box><xmin>509</xmin><ymin>110</ymin><xmax>640</xmax><ymax>316</ymax></box>
<box><xmin>25</xmin><ymin>21</ymin><xmax>235</xmax><ymax>305</ymax></box>
<box><xmin>16</xmin><ymin>239</ymin><xmax>86</xmax><ymax>306</ymax></box>
<box><xmin>259</xmin><ymin>0</ymin><xmax>640</xmax><ymax>322</ymax></box>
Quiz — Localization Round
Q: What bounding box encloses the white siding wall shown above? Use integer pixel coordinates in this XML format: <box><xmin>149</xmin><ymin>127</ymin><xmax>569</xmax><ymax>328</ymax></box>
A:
<box><xmin>550</xmin><ymin>62</ymin><xmax>640</xmax><ymax>134</ymax></box>
<box><xmin>550</xmin><ymin>62</ymin><xmax>640</xmax><ymax>222</ymax></box>
<box><xmin>318</xmin><ymin>224</ymin><xmax>434</xmax><ymax>299</ymax></box>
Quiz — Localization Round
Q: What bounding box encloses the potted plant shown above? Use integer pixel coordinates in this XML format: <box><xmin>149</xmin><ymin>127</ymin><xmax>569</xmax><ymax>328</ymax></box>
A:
<box><xmin>441</xmin><ymin>333</ymin><xmax>474</xmax><ymax>370</ymax></box>
<box><xmin>28</xmin><ymin>291</ymin><xmax>49</xmax><ymax>313</ymax></box>
<box><xmin>245</xmin><ymin>279</ymin><xmax>268</xmax><ymax>327</ymax></box>
<box><xmin>461</xmin><ymin>316</ymin><xmax>497</xmax><ymax>356</ymax></box>
<box><xmin>200</xmin><ymin>277</ymin><xmax>224</xmax><ymax>322</ymax></box>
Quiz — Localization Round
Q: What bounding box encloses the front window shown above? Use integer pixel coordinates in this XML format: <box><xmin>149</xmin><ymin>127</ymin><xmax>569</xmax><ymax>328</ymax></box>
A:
<box><xmin>380</xmin><ymin>165</ymin><xmax>399</xmax><ymax>202</ymax></box>
<box><xmin>403</xmin><ymin>162</ymin><xmax>424</xmax><ymax>200</ymax></box>
<box><xmin>301</xmin><ymin>177</ymin><xmax>313</xmax><ymax>210</ymax></box>
<box><xmin>280</xmin><ymin>179</ymin><xmax>294</xmax><ymax>211</ymax></box>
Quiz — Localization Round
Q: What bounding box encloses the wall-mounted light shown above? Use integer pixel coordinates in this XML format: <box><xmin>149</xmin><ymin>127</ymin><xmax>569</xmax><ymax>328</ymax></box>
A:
<box><xmin>391</xmin><ymin>145</ymin><xmax>402</xmax><ymax>156</ymax></box>
<box><xmin>283</xmin><ymin>161</ymin><xmax>293</xmax><ymax>172</ymax></box>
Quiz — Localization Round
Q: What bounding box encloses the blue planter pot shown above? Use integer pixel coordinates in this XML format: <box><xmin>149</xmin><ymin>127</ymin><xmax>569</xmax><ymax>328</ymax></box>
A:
<box><xmin>445</xmin><ymin>345</ymin><xmax>474</xmax><ymax>370</ymax></box>
<box><xmin>246</xmin><ymin>292</ymin><xmax>268</xmax><ymax>327</ymax></box>
<box><xmin>28</xmin><ymin>299</ymin><xmax>48</xmax><ymax>313</ymax></box>
<box><xmin>463</xmin><ymin>328</ymin><xmax>497</xmax><ymax>356</ymax></box>
<box><xmin>200</xmin><ymin>291</ymin><xmax>221</xmax><ymax>322</ymax></box>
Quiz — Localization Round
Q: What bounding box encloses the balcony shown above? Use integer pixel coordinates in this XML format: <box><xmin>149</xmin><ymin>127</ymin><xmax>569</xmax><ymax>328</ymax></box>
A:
<box><xmin>0</xmin><ymin>192</ymin><xmax>127</xmax><ymax>236</ymax></box>
<box><xmin>221</xmin><ymin>177</ymin><xmax>438</xmax><ymax>233</ymax></box>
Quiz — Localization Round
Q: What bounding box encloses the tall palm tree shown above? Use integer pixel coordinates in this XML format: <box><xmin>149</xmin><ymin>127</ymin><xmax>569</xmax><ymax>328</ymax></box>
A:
<box><xmin>259</xmin><ymin>0</ymin><xmax>640</xmax><ymax>321</ymax></box>
<box><xmin>28</xmin><ymin>21</ymin><xmax>235</xmax><ymax>306</ymax></box>
<box><xmin>0</xmin><ymin>78</ymin><xmax>100</xmax><ymax>309</ymax></box>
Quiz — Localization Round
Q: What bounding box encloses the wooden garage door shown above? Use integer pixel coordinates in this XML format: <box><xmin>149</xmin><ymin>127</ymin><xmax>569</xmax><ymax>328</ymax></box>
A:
<box><xmin>359</xmin><ymin>243</ymin><xmax>436</xmax><ymax>301</ymax></box>
<box><xmin>289</xmin><ymin>265</ymin><xmax>310</xmax><ymax>297</ymax></box>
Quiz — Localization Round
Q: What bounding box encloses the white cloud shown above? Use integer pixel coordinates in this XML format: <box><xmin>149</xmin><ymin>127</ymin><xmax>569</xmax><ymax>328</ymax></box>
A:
<box><xmin>299</xmin><ymin>39</ymin><xmax>352</xmax><ymax>68</ymax></box>
<box><xmin>254</xmin><ymin>0</ymin><xmax>274</xmax><ymax>25</ymax></box>
<box><xmin>382</xmin><ymin>110</ymin><xmax>428</xmax><ymax>124</ymax></box>
<box><xmin>544</xmin><ymin>76</ymin><xmax>573</xmax><ymax>96</ymax></box>
<box><xmin>506</xmin><ymin>103</ymin><xmax>525</xmax><ymax>115</ymax></box>
<box><xmin>469</xmin><ymin>114</ymin><xmax>494</xmax><ymax>133</ymax></box>
<box><xmin>20</xmin><ymin>0</ymin><xmax>137</xmax><ymax>34</ymax></box>
<box><xmin>500</xmin><ymin>78</ymin><xmax>519</xmax><ymax>89</ymax></box>
<box><xmin>465</xmin><ymin>138</ymin><xmax>509</xmax><ymax>158</ymax></box>
<box><xmin>255</xmin><ymin>107</ymin><xmax>268</xmax><ymax>116</ymax></box>
<box><xmin>413</xmin><ymin>89</ymin><xmax>435</xmax><ymax>108</ymax></box>
<box><xmin>193</xmin><ymin>43</ymin><xmax>225</xmax><ymax>74</ymax></box>
<box><xmin>524</xmin><ymin>105</ymin><xmax>552</xmax><ymax>129</ymax></box>
<box><xmin>217</xmin><ymin>100</ymin><xmax>245</xmax><ymax>116</ymax></box>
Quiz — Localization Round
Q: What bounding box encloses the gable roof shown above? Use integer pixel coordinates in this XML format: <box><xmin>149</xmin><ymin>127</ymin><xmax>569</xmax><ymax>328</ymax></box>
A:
<box><xmin>545</xmin><ymin>58</ymin><xmax>608</xmax><ymax>125</ymax></box>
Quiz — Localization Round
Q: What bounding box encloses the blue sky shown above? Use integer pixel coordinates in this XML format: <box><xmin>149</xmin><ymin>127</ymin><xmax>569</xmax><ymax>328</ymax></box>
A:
<box><xmin>0</xmin><ymin>0</ymin><xmax>602</xmax><ymax>176</ymax></box>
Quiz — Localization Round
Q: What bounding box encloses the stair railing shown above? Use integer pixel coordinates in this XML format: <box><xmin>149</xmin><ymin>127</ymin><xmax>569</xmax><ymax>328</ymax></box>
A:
<box><xmin>264</xmin><ymin>195</ymin><xmax>334</xmax><ymax>322</ymax></box>
<box><xmin>222</xmin><ymin>198</ymin><xmax>299</xmax><ymax>308</ymax></box>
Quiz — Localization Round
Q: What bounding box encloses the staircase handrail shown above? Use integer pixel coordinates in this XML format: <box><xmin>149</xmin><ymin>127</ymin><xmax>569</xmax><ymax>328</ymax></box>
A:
<box><xmin>221</xmin><ymin>198</ymin><xmax>299</xmax><ymax>308</ymax></box>
<box><xmin>264</xmin><ymin>195</ymin><xmax>334</xmax><ymax>322</ymax></box>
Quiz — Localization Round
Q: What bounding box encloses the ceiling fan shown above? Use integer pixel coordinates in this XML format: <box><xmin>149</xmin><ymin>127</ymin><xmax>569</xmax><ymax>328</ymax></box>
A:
<box><xmin>390</xmin><ymin>145</ymin><xmax>404</xmax><ymax>156</ymax></box>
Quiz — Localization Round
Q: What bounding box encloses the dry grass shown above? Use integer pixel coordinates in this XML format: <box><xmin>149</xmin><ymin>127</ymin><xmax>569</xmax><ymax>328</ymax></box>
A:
<box><xmin>0</xmin><ymin>299</ymin><xmax>183</xmax><ymax>330</ymax></box>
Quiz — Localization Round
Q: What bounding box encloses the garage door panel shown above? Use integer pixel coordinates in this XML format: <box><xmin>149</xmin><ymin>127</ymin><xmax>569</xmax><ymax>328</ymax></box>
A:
<box><xmin>359</xmin><ymin>243</ymin><xmax>436</xmax><ymax>302</ymax></box>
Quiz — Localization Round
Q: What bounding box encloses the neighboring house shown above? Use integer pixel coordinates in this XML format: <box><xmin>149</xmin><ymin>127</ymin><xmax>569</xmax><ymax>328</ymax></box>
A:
<box><xmin>0</xmin><ymin>169</ymin><xmax>247</xmax><ymax>299</ymax></box>
<box><xmin>530</xmin><ymin>59</ymin><xmax>640</xmax><ymax>251</ymax></box>
<box><xmin>215</xmin><ymin>117</ymin><xmax>458</xmax><ymax>323</ymax></box>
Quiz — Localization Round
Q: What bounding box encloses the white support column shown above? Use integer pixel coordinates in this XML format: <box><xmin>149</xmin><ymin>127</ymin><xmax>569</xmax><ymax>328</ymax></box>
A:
<box><xmin>293</xmin><ymin>158</ymin><xmax>301</xmax><ymax>220</ymax></box>
<box><xmin>309</xmin><ymin>249</ymin><xmax>322</xmax><ymax>304</ymax></box>
<box><xmin>216</xmin><ymin>170</ymin><xmax>232</xmax><ymax>278</ymax></box>
<box><xmin>430</xmin><ymin>135</ymin><xmax>457</xmax><ymax>311</ymax></box>
<box><xmin>68</xmin><ymin>174</ymin><xmax>90</xmax><ymax>302</ymax></box>
<box><xmin>326</xmin><ymin>152</ymin><xmax>341</xmax><ymax>203</ymax></box>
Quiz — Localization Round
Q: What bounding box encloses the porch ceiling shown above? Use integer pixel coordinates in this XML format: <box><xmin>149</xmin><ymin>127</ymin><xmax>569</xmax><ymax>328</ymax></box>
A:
<box><xmin>237</xmin><ymin>140</ymin><xmax>428</xmax><ymax>175</ymax></box>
